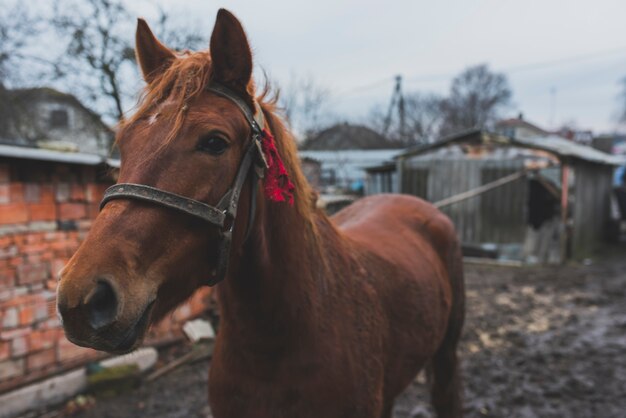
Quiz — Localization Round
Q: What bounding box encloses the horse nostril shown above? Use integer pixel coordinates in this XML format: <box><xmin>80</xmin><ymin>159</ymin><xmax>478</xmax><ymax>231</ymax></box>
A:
<box><xmin>86</xmin><ymin>280</ymin><xmax>119</xmax><ymax>330</ymax></box>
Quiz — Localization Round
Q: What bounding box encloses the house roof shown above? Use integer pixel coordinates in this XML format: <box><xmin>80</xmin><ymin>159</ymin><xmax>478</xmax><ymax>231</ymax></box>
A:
<box><xmin>6</xmin><ymin>87</ymin><xmax>112</xmax><ymax>131</ymax></box>
<box><xmin>398</xmin><ymin>129</ymin><xmax>626</xmax><ymax>166</ymax></box>
<box><xmin>495</xmin><ymin>117</ymin><xmax>549</xmax><ymax>136</ymax></box>
<box><xmin>0</xmin><ymin>143</ymin><xmax>119</xmax><ymax>166</ymax></box>
<box><xmin>300</xmin><ymin>123</ymin><xmax>402</xmax><ymax>150</ymax></box>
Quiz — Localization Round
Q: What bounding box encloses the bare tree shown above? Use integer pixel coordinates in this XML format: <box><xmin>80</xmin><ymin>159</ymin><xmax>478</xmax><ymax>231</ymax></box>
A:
<box><xmin>52</xmin><ymin>0</ymin><xmax>207</xmax><ymax>122</ymax></box>
<box><xmin>0</xmin><ymin>4</ymin><xmax>44</xmax><ymax>137</ymax></box>
<box><xmin>0</xmin><ymin>4</ymin><xmax>43</xmax><ymax>86</ymax></box>
<box><xmin>439</xmin><ymin>64</ymin><xmax>512</xmax><ymax>136</ymax></box>
<box><xmin>278</xmin><ymin>74</ymin><xmax>331</xmax><ymax>140</ymax></box>
<box><xmin>368</xmin><ymin>93</ymin><xmax>442</xmax><ymax>145</ymax></box>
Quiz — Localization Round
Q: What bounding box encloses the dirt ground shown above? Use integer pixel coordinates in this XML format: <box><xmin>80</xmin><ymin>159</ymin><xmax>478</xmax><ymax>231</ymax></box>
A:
<box><xmin>38</xmin><ymin>247</ymin><xmax>626</xmax><ymax>418</ymax></box>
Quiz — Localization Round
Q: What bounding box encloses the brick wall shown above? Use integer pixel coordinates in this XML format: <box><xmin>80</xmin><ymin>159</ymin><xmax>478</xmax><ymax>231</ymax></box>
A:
<box><xmin>0</xmin><ymin>159</ymin><xmax>212</xmax><ymax>393</ymax></box>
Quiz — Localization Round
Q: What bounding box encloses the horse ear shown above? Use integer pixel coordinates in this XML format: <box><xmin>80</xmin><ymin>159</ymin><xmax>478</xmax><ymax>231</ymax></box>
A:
<box><xmin>210</xmin><ymin>9</ymin><xmax>253</xmax><ymax>96</ymax></box>
<box><xmin>135</xmin><ymin>18</ymin><xmax>176</xmax><ymax>83</ymax></box>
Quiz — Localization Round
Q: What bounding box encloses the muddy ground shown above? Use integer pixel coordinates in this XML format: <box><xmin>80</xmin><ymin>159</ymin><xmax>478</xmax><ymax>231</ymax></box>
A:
<box><xmin>40</xmin><ymin>248</ymin><xmax>626</xmax><ymax>418</ymax></box>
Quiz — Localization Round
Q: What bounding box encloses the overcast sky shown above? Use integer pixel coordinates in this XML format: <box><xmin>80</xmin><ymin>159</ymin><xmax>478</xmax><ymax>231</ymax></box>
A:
<box><xmin>22</xmin><ymin>0</ymin><xmax>626</xmax><ymax>133</ymax></box>
<box><xmin>136</xmin><ymin>0</ymin><xmax>626</xmax><ymax>134</ymax></box>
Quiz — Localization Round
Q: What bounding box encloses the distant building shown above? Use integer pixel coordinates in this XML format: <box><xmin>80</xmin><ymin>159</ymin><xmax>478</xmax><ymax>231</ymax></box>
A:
<box><xmin>300</xmin><ymin>156</ymin><xmax>322</xmax><ymax>190</ymax></box>
<box><xmin>299</xmin><ymin>149</ymin><xmax>404</xmax><ymax>191</ymax></box>
<box><xmin>301</xmin><ymin>123</ymin><xmax>403</xmax><ymax>150</ymax></box>
<box><xmin>299</xmin><ymin>123</ymin><xmax>404</xmax><ymax>192</ymax></box>
<box><xmin>495</xmin><ymin>114</ymin><xmax>549</xmax><ymax>140</ymax></box>
<box><xmin>0</xmin><ymin>87</ymin><xmax>114</xmax><ymax>156</ymax></box>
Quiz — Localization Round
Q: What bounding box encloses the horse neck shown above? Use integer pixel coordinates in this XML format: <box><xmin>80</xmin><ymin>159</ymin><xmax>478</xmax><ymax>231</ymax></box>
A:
<box><xmin>216</xmin><ymin>197</ymin><xmax>332</xmax><ymax>347</ymax></box>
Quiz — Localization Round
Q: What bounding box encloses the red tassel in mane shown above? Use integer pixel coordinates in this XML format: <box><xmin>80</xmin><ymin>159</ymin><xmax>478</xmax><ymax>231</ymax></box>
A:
<box><xmin>260</xmin><ymin>128</ymin><xmax>295</xmax><ymax>205</ymax></box>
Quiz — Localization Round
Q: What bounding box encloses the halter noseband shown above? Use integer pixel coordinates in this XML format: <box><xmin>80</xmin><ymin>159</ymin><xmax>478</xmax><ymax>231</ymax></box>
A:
<box><xmin>100</xmin><ymin>83</ymin><xmax>269</xmax><ymax>286</ymax></box>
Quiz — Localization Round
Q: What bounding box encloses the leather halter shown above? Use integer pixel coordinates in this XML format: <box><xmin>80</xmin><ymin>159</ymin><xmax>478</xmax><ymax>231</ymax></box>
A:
<box><xmin>100</xmin><ymin>83</ymin><xmax>268</xmax><ymax>286</ymax></box>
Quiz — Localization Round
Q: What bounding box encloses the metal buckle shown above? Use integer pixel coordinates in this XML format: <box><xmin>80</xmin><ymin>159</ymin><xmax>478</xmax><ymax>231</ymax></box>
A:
<box><xmin>254</xmin><ymin>138</ymin><xmax>269</xmax><ymax>171</ymax></box>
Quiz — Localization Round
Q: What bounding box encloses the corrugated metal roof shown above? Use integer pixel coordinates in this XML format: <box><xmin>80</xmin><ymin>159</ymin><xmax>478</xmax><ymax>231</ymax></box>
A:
<box><xmin>512</xmin><ymin>135</ymin><xmax>626</xmax><ymax>165</ymax></box>
<box><xmin>398</xmin><ymin>130</ymin><xmax>626</xmax><ymax>166</ymax></box>
<box><xmin>0</xmin><ymin>144</ymin><xmax>105</xmax><ymax>165</ymax></box>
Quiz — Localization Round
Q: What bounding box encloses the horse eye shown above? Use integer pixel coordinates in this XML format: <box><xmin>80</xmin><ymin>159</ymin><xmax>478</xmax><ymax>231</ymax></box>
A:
<box><xmin>196</xmin><ymin>135</ymin><xmax>229</xmax><ymax>155</ymax></box>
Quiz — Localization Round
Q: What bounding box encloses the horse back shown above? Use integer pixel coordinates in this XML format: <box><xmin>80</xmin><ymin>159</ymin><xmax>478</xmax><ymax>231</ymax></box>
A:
<box><xmin>332</xmin><ymin>193</ymin><xmax>459</xmax><ymax>281</ymax></box>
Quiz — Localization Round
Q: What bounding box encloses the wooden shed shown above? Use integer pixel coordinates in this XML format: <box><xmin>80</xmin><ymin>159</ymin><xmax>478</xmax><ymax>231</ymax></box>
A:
<box><xmin>366</xmin><ymin>130</ymin><xmax>624</xmax><ymax>262</ymax></box>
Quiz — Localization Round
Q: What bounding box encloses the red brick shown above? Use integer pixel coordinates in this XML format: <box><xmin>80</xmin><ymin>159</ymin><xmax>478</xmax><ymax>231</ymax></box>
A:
<box><xmin>0</xmin><ymin>341</ymin><xmax>9</xmax><ymax>361</ymax></box>
<box><xmin>9</xmin><ymin>183</ymin><xmax>24</xmax><ymax>203</ymax></box>
<box><xmin>0</xmin><ymin>358</ymin><xmax>24</xmax><ymax>380</ymax></box>
<box><xmin>16</xmin><ymin>263</ymin><xmax>49</xmax><ymax>285</ymax></box>
<box><xmin>0</xmin><ymin>246</ymin><xmax>18</xmax><ymax>260</ymax></box>
<box><xmin>39</xmin><ymin>250</ymin><xmax>54</xmax><ymax>262</ymax></box>
<box><xmin>58</xmin><ymin>203</ymin><xmax>87</xmax><ymax>220</ymax></box>
<box><xmin>0</xmin><ymin>327</ymin><xmax>30</xmax><ymax>341</ymax></box>
<box><xmin>18</xmin><ymin>306</ymin><xmax>34</xmax><ymax>326</ymax></box>
<box><xmin>70</xmin><ymin>184</ymin><xmax>86</xmax><ymax>201</ymax></box>
<box><xmin>44</xmin><ymin>231</ymin><xmax>63</xmax><ymax>241</ymax></box>
<box><xmin>21</xmin><ymin>243</ymin><xmax>48</xmax><ymax>255</ymax></box>
<box><xmin>40</xmin><ymin>185</ymin><xmax>55</xmax><ymax>203</ymax></box>
<box><xmin>34</xmin><ymin>301</ymin><xmax>49</xmax><ymax>322</ymax></box>
<box><xmin>24</xmin><ymin>183</ymin><xmax>40</xmax><ymax>203</ymax></box>
<box><xmin>0</xmin><ymin>267</ymin><xmax>15</xmax><ymax>290</ymax></box>
<box><xmin>26</xmin><ymin>348</ymin><xmax>57</xmax><ymax>372</ymax></box>
<box><xmin>55</xmin><ymin>183</ymin><xmax>71</xmax><ymax>202</ymax></box>
<box><xmin>29</xmin><ymin>201</ymin><xmax>57</xmax><ymax>221</ymax></box>
<box><xmin>0</xmin><ymin>289</ymin><xmax>13</xmax><ymax>302</ymax></box>
<box><xmin>1</xmin><ymin>294</ymin><xmax>40</xmax><ymax>310</ymax></box>
<box><xmin>25</xmin><ymin>233</ymin><xmax>43</xmax><ymax>244</ymax></box>
<box><xmin>0</xmin><ymin>184</ymin><xmax>8</xmax><ymax>204</ymax></box>
<box><xmin>9</xmin><ymin>257</ymin><xmax>23</xmax><ymax>267</ymax></box>
<box><xmin>1</xmin><ymin>307</ymin><xmax>18</xmax><ymax>328</ymax></box>
<box><xmin>85</xmin><ymin>184</ymin><xmax>101</xmax><ymax>202</ymax></box>
<box><xmin>39</xmin><ymin>317</ymin><xmax>61</xmax><ymax>330</ymax></box>
<box><xmin>29</xmin><ymin>329</ymin><xmax>60</xmax><ymax>352</ymax></box>
<box><xmin>0</xmin><ymin>203</ymin><xmax>29</xmax><ymax>224</ymax></box>
<box><xmin>11</xmin><ymin>335</ymin><xmax>28</xmax><ymax>356</ymax></box>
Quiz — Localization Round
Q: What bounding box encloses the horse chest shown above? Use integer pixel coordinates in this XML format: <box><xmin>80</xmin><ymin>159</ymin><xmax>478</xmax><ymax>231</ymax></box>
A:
<box><xmin>208</xmin><ymin>345</ymin><xmax>383</xmax><ymax>418</ymax></box>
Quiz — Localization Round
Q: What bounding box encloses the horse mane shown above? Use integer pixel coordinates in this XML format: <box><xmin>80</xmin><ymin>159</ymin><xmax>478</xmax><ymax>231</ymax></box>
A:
<box><xmin>119</xmin><ymin>50</ymin><xmax>319</xmax><ymax>223</ymax></box>
<box><xmin>257</xmin><ymin>91</ymin><xmax>318</xmax><ymax>221</ymax></box>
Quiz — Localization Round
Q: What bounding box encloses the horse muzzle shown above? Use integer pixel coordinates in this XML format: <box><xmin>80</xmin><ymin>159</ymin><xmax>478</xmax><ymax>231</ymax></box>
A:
<box><xmin>57</xmin><ymin>278</ymin><xmax>156</xmax><ymax>354</ymax></box>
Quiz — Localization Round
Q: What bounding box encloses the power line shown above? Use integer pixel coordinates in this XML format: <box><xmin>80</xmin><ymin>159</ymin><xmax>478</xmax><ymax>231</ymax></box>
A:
<box><xmin>505</xmin><ymin>46</ymin><xmax>626</xmax><ymax>73</ymax></box>
<box><xmin>334</xmin><ymin>76</ymin><xmax>394</xmax><ymax>96</ymax></box>
<box><xmin>331</xmin><ymin>45</ymin><xmax>626</xmax><ymax>100</ymax></box>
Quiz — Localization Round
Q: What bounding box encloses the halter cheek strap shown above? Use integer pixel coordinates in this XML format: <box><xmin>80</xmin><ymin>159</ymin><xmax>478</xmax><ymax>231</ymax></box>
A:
<box><xmin>100</xmin><ymin>83</ymin><xmax>269</xmax><ymax>286</ymax></box>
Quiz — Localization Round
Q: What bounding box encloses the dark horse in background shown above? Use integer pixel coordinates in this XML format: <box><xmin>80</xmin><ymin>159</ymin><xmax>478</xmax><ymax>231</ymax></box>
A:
<box><xmin>56</xmin><ymin>9</ymin><xmax>465</xmax><ymax>418</ymax></box>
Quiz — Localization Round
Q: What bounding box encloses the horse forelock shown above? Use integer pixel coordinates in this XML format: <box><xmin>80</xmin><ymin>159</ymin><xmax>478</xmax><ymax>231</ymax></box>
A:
<box><xmin>118</xmin><ymin>51</ymin><xmax>212</xmax><ymax>144</ymax></box>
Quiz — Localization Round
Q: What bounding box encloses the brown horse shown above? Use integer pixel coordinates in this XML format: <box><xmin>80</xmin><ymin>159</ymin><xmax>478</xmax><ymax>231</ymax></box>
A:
<box><xmin>56</xmin><ymin>9</ymin><xmax>465</xmax><ymax>418</ymax></box>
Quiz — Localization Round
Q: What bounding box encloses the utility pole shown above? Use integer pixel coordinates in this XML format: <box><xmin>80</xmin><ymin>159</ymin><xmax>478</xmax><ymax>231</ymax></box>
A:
<box><xmin>382</xmin><ymin>75</ymin><xmax>406</xmax><ymax>142</ymax></box>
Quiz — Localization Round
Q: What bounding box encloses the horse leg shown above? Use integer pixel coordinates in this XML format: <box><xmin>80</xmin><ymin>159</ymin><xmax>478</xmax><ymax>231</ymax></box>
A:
<box><xmin>430</xmin><ymin>244</ymin><xmax>465</xmax><ymax>418</ymax></box>
<box><xmin>379</xmin><ymin>401</ymin><xmax>393</xmax><ymax>418</ymax></box>
<box><xmin>430</xmin><ymin>333</ymin><xmax>462</xmax><ymax>418</ymax></box>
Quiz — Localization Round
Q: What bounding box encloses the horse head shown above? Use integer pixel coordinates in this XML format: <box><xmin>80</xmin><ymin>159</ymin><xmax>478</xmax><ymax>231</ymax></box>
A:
<box><xmin>57</xmin><ymin>9</ymin><xmax>268</xmax><ymax>353</ymax></box>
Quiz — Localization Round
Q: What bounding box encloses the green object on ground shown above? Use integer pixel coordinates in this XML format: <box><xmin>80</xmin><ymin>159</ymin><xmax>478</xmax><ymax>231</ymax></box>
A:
<box><xmin>87</xmin><ymin>364</ymin><xmax>141</xmax><ymax>397</ymax></box>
